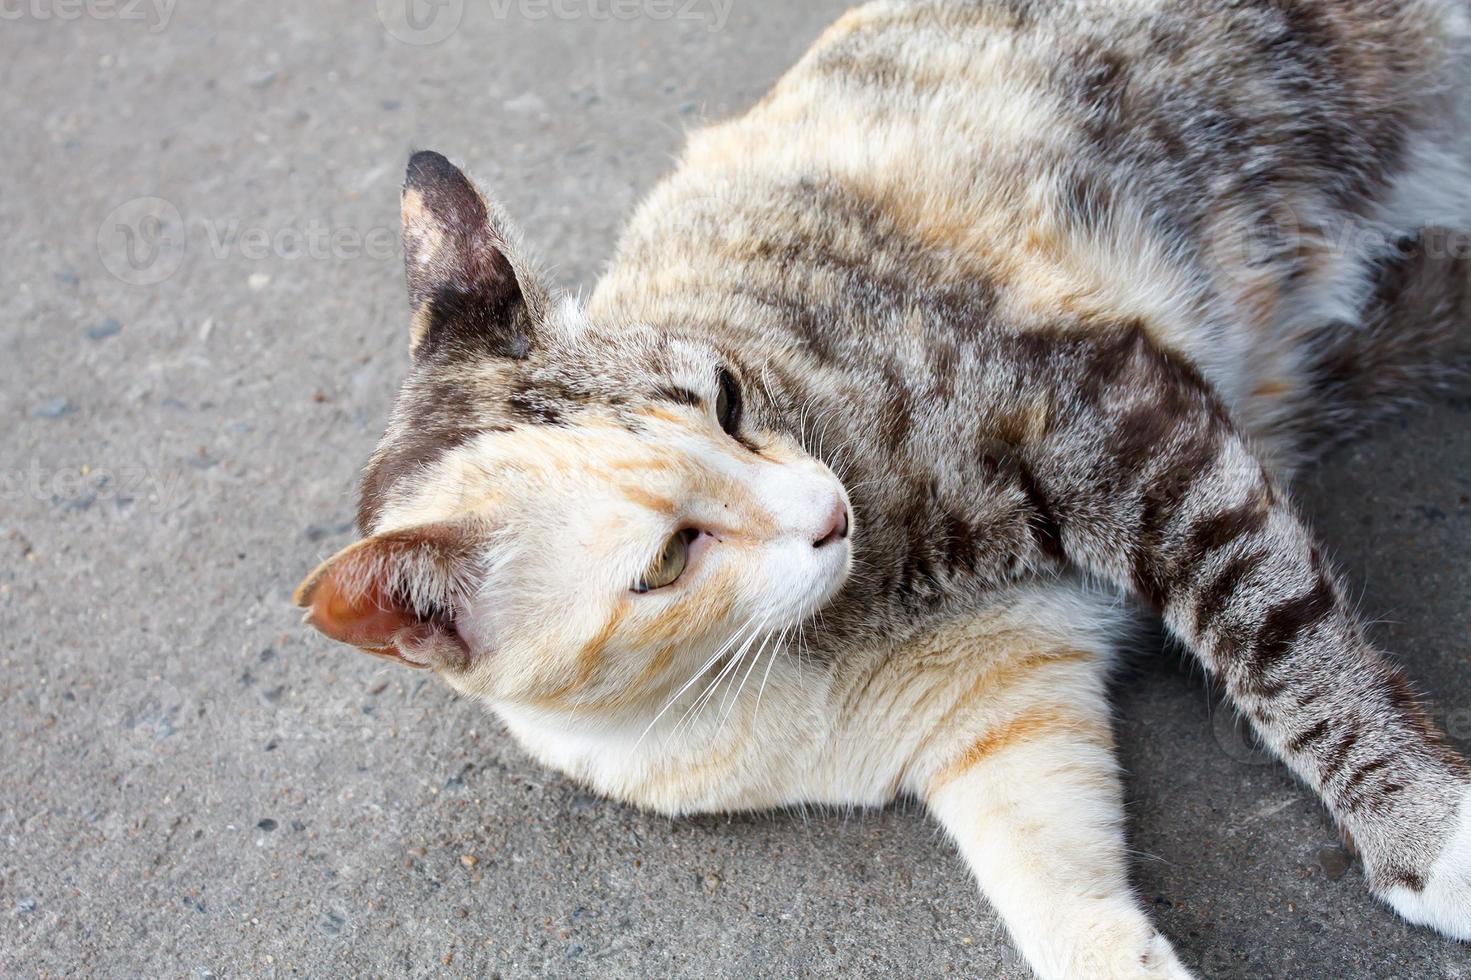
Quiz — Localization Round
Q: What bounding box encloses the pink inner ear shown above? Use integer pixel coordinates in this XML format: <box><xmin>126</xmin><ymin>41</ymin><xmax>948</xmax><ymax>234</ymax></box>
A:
<box><xmin>295</xmin><ymin>521</ymin><xmax>480</xmax><ymax>670</ymax></box>
<box><xmin>306</xmin><ymin>576</ymin><xmax>418</xmax><ymax>652</ymax></box>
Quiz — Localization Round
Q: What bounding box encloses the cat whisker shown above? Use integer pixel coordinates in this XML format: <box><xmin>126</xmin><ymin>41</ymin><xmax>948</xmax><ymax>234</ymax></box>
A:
<box><xmin>699</xmin><ymin>615</ymin><xmax>771</xmax><ymax>729</ymax></box>
<box><xmin>719</xmin><ymin>618</ymin><xmax>791</xmax><ymax>735</ymax></box>
<box><xmin>634</xmin><ymin>615</ymin><xmax>759</xmax><ymax>750</ymax></box>
<box><xmin>752</xmin><ymin>615</ymin><xmax>798</xmax><ymax>725</ymax></box>
<box><xmin>715</xmin><ymin>628</ymin><xmax>765</xmax><ymax>722</ymax></box>
<box><xmin>716</xmin><ymin>632</ymin><xmax>771</xmax><ymax>735</ymax></box>
<box><xmin>669</xmin><ymin>614</ymin><xmax>769</xmax><ymax>743</ymax></box>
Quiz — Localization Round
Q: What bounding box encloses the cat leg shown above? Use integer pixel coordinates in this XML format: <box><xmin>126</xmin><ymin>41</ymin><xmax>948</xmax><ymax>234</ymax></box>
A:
<box><xmin>918</xmin><ymin>659</ymin><xmax>1195</xmax><ymax>980</ymax></box>
<box><xmin>1018</xmin><ymin>327</ymin><xmax>1471</xmax><ymax>938</ymax></box>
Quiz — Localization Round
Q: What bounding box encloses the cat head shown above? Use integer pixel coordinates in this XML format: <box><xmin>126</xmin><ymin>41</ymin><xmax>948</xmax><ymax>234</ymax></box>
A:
<box><xmin>295</xmin><ymin>152</ymin><xmax>852</xmax><ymax>716</ymax></box>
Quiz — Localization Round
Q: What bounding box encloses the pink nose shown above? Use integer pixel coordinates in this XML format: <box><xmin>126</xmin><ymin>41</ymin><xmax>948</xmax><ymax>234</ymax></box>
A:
<box><xmin>813</xmin><ymin>500</ymin><xmax>850</xmax><ymax>548</ymax></box>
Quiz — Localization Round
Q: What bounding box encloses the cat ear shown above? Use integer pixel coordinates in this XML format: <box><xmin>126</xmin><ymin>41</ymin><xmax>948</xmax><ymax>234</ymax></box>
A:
<box><xmin>293</xmin><ymin>521</ymin><xmax>482</xmax><ymax>671</ymax></box>
<box><xmin>401</xmin><ymin>150</ymin><xmax>541</xmax><ymax>361</ymax></box>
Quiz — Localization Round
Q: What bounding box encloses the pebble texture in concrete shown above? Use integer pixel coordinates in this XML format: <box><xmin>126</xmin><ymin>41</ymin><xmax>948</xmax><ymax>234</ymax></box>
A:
<box><xmin>2</xmin><ymin>2</ymin><xmax>1469</xmax><ymax>977</ymax></box>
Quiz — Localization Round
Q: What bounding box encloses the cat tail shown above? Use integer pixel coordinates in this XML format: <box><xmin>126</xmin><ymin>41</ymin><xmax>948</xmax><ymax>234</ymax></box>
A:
<box><xmin>1286</xmin><ymin>239</ymin><xmax>1470</xmax><ymax>454</ymax></box>
<box><xmin>1016</xmin><ymin>326</ymin><xmax>1470</xmax><ymax>932</ymax></box>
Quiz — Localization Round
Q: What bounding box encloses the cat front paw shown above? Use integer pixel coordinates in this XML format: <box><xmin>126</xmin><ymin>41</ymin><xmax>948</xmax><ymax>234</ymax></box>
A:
<box><xmin>1381</xmin><ymin>788</ymin><xmax>1471</xmax><ymax>941</ymax></box>
<box><xmin>1035</xmin><ymin>926</ymin><xmax>1198</xmax><ymax>980</ymax></box>
<box><xmin>1136</xmin><ymin>931</ymin><xmax>1199</xmax><ymax>980</ymax></box>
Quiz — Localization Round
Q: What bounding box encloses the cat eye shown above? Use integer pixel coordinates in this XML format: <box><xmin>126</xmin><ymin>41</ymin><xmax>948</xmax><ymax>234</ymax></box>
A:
<box><xmin>633</xmin><ymin>528</ymin><xmax>698</xmax><ymax>593</ymax></box>
<box><xmin>715</xmin><ymin>368</ymin><xmax>743</xmax><ymax>436</ymax></box>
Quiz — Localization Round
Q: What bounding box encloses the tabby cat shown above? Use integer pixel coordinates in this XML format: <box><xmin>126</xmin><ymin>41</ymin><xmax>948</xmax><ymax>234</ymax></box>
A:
<box><xmin>295</xmin><ymin>1</ymin><xmax>1471</xmax><ymax>976</ymax></box>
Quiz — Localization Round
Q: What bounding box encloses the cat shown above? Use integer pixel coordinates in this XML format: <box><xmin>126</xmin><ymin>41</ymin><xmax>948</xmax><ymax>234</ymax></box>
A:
<box><xmin>294</xmin><ymin>2</ymin><xmax>1471</xmax><ymax>976</ymax></box>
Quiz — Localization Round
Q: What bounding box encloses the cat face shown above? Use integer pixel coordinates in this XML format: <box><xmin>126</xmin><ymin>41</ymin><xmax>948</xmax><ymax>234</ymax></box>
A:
<box><xmin>294</xmin><ymin>153</ymin><xmax>852</xmax><ymax>715</ymax></box>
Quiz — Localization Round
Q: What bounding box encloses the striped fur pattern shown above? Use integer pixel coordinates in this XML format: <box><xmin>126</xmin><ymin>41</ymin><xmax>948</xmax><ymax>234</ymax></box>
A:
<box><xmin>296</xmin><ymin>2</ymin><xmax>1471</xmax><ymax>976</ymax></box>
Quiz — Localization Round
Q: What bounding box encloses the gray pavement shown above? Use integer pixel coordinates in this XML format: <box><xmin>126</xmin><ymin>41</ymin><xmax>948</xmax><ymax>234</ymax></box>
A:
<box><xmin>2</xmin><ymin>2</ymin><xmax>1469</xmax><ymax>977</ymax></box>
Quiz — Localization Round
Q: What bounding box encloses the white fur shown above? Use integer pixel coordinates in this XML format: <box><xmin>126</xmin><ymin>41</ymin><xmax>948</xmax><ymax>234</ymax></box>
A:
<box><xmin>1383</xmin><ymin>786</ymin><xmax>1471</xmax><ymax>940</ymax></box>
<box><xmin>930</xmin><ymin>760</ymin><xmax>1197</xmax><ymax>980</ymax></box>
<box><xmin>487</xmin><ymin>583</ymin><xmax>1199</xmax><ymax>977</ymax></box>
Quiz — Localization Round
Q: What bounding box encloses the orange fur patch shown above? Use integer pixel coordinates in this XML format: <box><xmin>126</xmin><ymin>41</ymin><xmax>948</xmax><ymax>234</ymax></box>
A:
<box><xmin>616</xmin><ymin>483</ymin><xmax>677</xmax><ymax>516</ymax></box>
<box><xmin>574</xmin><ymin>600</ymin><xmax>628</xmax><ymax>683</ymax></box>
<box><xmin>928</xmin><ymin>706</ymin><xmax>1111</xmax><ymax>795</ymax></box>
<box><xmin>1252</xmin><ymin>378</ymin><xmax>1292</xmax><ymax>399</ymax></box>
<box><xmin>631</xmin><ymin>566</ymin><xmax>738</xmax><ymax>648</ymax></box>
<box><xmin>859</xmin><ymin>645</ymin><xmax>1095</xmax><ymax>735</ymax></box>
<box><xmin>635</xmin><ymin>641</ymin><xmax>680</xmax><ymax>687</ymax></box>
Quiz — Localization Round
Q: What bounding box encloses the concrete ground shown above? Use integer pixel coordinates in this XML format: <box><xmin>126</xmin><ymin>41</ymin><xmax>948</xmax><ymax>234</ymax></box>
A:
<box><xmin>2</xmin><ymin>2</ymin><xmax>1469</xmax><ymax>977</ymax></box>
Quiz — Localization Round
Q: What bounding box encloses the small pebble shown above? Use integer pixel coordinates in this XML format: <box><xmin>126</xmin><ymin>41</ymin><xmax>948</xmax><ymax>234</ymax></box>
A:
<box><xmin>460</xmin><ymin>854</ymin><xmax>479</xmax><ymax>869</ymax></box>
<box><xmin>304</xmin><ymin>520</ymin><xmax>353</xmax><ymax>543</ymax></box>
<box><xmin>503</xmin><ymin>92</ymin><xmax>546</xmax><ymax>114</ymax></box>
<box><xmin>17</xmin><ymin>896</ymin><xmax>36</xmax><ymax>913</ymax></box>
<box><xmin>257</xmin><ymin>818</ymin><xmax>278</xmax><ymax>832</ymax></box>
<box><xmin>247</xmin><ymin>273</ymin><xmax>271</xmax><ymax>291</ymax></box>
<box><xmin>32</xmin><ymin>397</ymin><xmax>75</xmax><ymax>419</ymax></box>
<box><xmin>85</xmin><ymin>318</ymin><xmax>122</xmax><ymax>341</ymax></box>
<box><xmin>1317</xmin><ymin>846</ymin><xmax>1352</xmax><ymax>880</ymax></box>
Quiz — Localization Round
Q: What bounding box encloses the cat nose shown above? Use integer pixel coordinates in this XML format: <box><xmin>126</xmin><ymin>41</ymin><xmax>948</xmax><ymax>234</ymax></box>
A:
<box><xmin>812</xmin><ymin>499</ymin><xmax>850</xmax><ymax>548</ymax></box>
